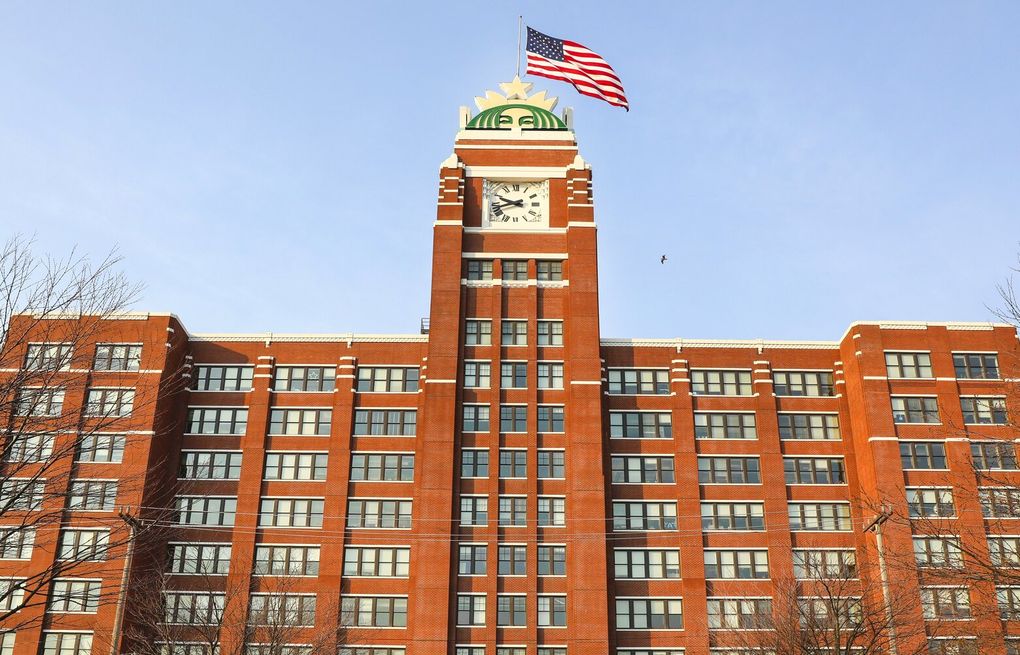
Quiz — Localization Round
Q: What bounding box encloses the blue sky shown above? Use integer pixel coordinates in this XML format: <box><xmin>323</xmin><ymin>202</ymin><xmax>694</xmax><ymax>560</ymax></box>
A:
<box><xmin>1</xmin><ymin>2</ymin><xmax>1018</xmax><ymax>339</ymax></box>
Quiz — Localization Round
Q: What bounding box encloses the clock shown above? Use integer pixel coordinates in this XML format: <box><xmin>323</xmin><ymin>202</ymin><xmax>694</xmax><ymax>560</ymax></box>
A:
<box><xmin>482</xmin><ymin>179</ymin><xmax>549</xmax><ymax>228</ymax></box>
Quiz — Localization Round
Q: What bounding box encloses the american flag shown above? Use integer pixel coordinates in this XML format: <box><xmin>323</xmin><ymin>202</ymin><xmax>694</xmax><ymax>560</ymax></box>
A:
<box><xmin>525</xmin><ymin>27</ymin><xmax>629</xmax><ymax>111</ymax></box>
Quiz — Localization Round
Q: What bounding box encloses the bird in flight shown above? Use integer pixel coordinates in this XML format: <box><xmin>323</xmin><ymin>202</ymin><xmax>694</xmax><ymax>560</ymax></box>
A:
<box><xmin>660</xmin><ymin>255</ymin><xmax>668</xmax><ymax>264</ymax></box>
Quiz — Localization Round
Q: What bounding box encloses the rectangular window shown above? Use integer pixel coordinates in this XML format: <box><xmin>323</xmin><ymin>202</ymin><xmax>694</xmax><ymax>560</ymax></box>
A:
<box><xmin>0</xmin><ymin>634</ymin><xmax>14</xmax><ymax>655</ymax></box>
<box><xmin>704</xmin><ymin>550</ymin><xmax>769</xmax><ymax>579</ymax></box>
<box><xmin>457</xmin><ymin>594</ymin><xmax>486</xmax><ymax>626</ymax></box>
<box><xmin>538</xmin><ymin>497</ymin><xmax>566</xmax><ymax>527</ymax></box>
<box><xmin>615</xmin><ymin>598</ymin><xmax>683</xmax><ymax>630</ymax></box>
<box><xmin>707</xmin><ymin>598</ymin><xmax>772</xmax><ymax>629</ymax></box>
<box><xmin>798</xmin><ymin>597</ymin><xmax>861</xmax><ymax>627</ymax></box>
<box><xmin>354</xmin><ymin>409</ymin><xmax>416</xmax><ymax>436</ymax></box>
<box><xmin>500</xmin><ymin>405</ymin><xmax>527</xmax><ymax>432</ymax></box>
<box><xmin>539</xmin><ymin>545</ymin><xmax>566</xmax><ymax>576</ymax></box>
<box><xmin>84</xmin><ymin>388</ymin><xmax>134</xmax><ymax>417</ymax></box>
<box><xmin>499</xmin><ymin>496</ymin><xmax>527</xmax><ymax>527</ymax></box>
<box><xmin>499</xmin><ymin>449</ymin><xmax>527</xmax><ymax>478</ymax></box>
<box><xmin>697</xmin><ymin>457</ymin><xmax>760</xmax><ymax>484</ymax></box>
<box><xmin>537</xmin><ymin>362</ymin><xmax>564</xmax><ymax>389</ymax></box>
<box><xmin>972</xmin><ymin>441</ymin><xmax>1016</xmax><ymax>469</ymax></box>
<box><xmin>774</xmin><ymin>371</ymin><xmax>834</xmax><ymax>397</ymax></box>
<box><xmin>346</xmin><ymin>499</ymin><xmax>411</xmax><ymax>529</ymax></box>
<box><xmin>273</xmin><ymin>366</ymin><xmax>336</xmax><ymax>392</ymax></box>
<box><xmin>537</xmin><ymin>261</ymin><xmax>563</xmax><ymax>281</ymax></box>
<box><xmin>691</xmin><ymin>370</ymin><xmax>752</xmax><ymax>396</ymax></box>
<box><xmin>900</xmin><ymin>441</ymin><xmax>947</xmax><ymax>469</ymax></box>
<box><xmin>58</xmin><ymin>529</ymin><xmax>109</xmax><ymax>561</ymax></box>
<box><xmin>460</xmin><ymin>449</ymin><xmax>489</xmax><ymax>478</ymax></box>
<box><xmin>701</xmin><ymin>502</ymin><xmax>765</xmax><ymax>531</ymax></box>
<box><xmin>5</xmin><ymin>432</ymin><xmax>54</xmax><ymax>462</ymax></box>
<box><xmin>350</xmin><ymin>453</ymin><xmax>414</xmax><ymax>481</ymax></box>
<box><xmin>537</xmin><ymin>320</ymin><xmax>563</xmax><ymax>346</ymax></box>
<box><xmin>265</xmin><ymin>452</ymin><xmax>328</xmax><ymax>481</ymax></box>
<box><xmin>921</xmin><ymin>587</ymin><xmax>971</xmax><ymax>619</ymax></box>
<box><xmin>788</xmin><ymin>503</ymin><xmax>851</xmax><ymax>531</ymax></box>
<box><xmin>0</xmin><ymin>478</ymin><xmax>45</xmax><ymax>510</ymax></box>
<box><xmin>164</xmin><ymin>591</ymin><xmax>225</xmax><ymax>624</ymax></box>
<box><xmin>538</xmin><ymin>595</ymin><xmax>567</xmax><ymax>627</ymax></box>
<box><xmin>962</xmin><ymin>397</ymin><xmax>1008</xmax><ymax>425</ymax></box>
<box><xmin>907</xmin><ymin>488</ymin><xmax>955</xmax><ymax>517</ymax></box>
<box><xmin>466</xmin><ymin>260</ymin><xmax>493</xmax><ymax>280</ymax></box>
<box><xmin>784</xmin><ymin>457</ymin><xmax>845</xmax><ymax>484</ymax></box>
<box><xmin>793</xmin><ymin>549</ymin><xmax>856</xmax><ymax>579</ymax></box>
<box><xmin>612</xmin><ymin>456</ymin><xmax>675</xmax><ymax>484</ymax></box>
<box><xmin>885</xmin><ymin>352</ymin><xmax>933</xmax><ymax>378</ymax></box>
<box><xmin>192</xmin><ymin>366</ymin><xmax>253</xmax><ymax>392</ymax></box>
<box><xmin>0</xmin><ymin>527</ymin><xmax>34</xmax><ymax>559</ymax></box>
<box><xmin>989</xmin><ymin>536</ymin><xmax>1020</xmax><ymax>567</ymax></box>
<box><xmin>614</xmin><ymin>549</ymin><xmax>681</xmax><ymax>579</ymax></box>
<box><xmin>497</xmin><ymin>595</ymin><xmax>527</xmax><ymax>626</ymax></box>
<box><xmin>169</xmin><ymin>543</ymin><xmax>232</xmax><ymax>575</ymax></box>
<box><xmin>501</xmin><ymin>320</ymin><xmax>527</xmax><ymax>346</ymax></box>
<box><xmin>341</xmin><ymin>596</ymin><xmax>408</xmax><ymax>628</ymax></box>
<box><xmin>257</xmin><ymin>544</ymin><xmax>321</xmax><ymax>576</ymax></box>
<box><xmin>187</xmin><ymin>407</ymin><xmax>248</xmax><ymax>435</ymax></box>
<box><xmin>179</xmin><ymin>451</ymin><xmax>242</xmax><ymax>480</ymax></box>
<box><xmin>94</xmin><ymin>344</ymin><xmax>141</xmax><ymax>371</ymax></box>
<box><xmin>981</xmin><ymin>488</ymin><xmax>1020</xmax><ymax>518</ymax></box>
<box><xmin>608</xmin><ymin>369</ymin><xmax>669</xmax><ymax>395</ymax></box>
<box><xmin>538</xmin><ymin>450</ymin><xmax>565</xmax><ymax>479</ymax></box>
<box><xmin>465</xmin><ymin>320</ymin><xmax>492</xmax><ymax>346</ymax></box>
<box><xmin>954</xmin><ymin>352</ymin><xmax>999</xmax><ymax>379</ymax></box>
<box><xmin>778</xmin><ymin>413</ymin><xmax>840</xmax><ymax>440</ymax></box>
<box><xmin>356</xmin><ymin>367</ymin><xmax>420</xmax><ymax>393</ymax></box>
<box><xmin>460</xmin><ymin>496</ymin><xmax>488</xmax><ymax>526</ymax></box>
<box><xmin>25</xmin><ymin>343</ymin><xmax>73</xmax><ymax>371</ymax></box>
<box><xmin>258</xmin><ymin>498</ymin><xmax>324</xmax><ymax>528</ymax></box>
<box><xmin>537</xmin><ymin>405</ymin><xmax>564</xmax><ymax>432</ymax></box>
<box><xmin>15</xmin><ymin>387</ymin><xmax>64</xmax><ymax>416</ymax></box>
<box><xmin>458</xmin><ymin>544</ymin><xmax>487</xmax><ymax>575</ymax></box>
<box><xmin>0</xmin><ymin>578</ymin><xmax>25</xmax><ymax>612</ymax></box>
<box><xmin>42</xmin><ymin>633</ymin><xmax>93</xmax><ymax>655</ymax></box>
<box><xmin>892</xmin><ymin>396</ymin><xmax>940</xmax><ymax>423</ymax></box>
<box><xmin>914</xmin><ymin>537</ymin><xmax>963</xmax><ymax>568</ymax></box>
<box><xmin>463</xmin><ymin>361</ymin><xmax>491</xmax><ymax>388</ymax></box>
<box><xmin>174</xmin><ymin>496</ymin><xmax>237</xmax><ymax>526</ymax></box>
<box><xmin>694</xmin><ymin>412</ymin><xmax>756</xmax><ymax>439</ymax></box>
<box><xmin>342</xmin><ymin>546</ymin><xmax>408</xmax><ymax>577</ymax></box>
<box><xmin>248</xmin><ymin>593</ymin><xmax>316</xmax><ymax>627</ymax></box>
<box><xmin>501</xmin><ymin>362</ymin><xmax>527</xmax><ymax>388</ymax></box>
<box><xmin>502</xmin><ymin>260</ymin><xmax>528</xmax><ymax>281</ymax></box>
<box><xmin>268</xmin><ymin>408</ymin><xmax>331</xmax><ymax>435</ymax></box>
<box><xmin>76</xmin><ymin>433</ymin><xmax>125</xmax><ymax>463</ymax></box>
<box><xmin>930</xmin><ymin>639</ymin><xmax>979</xmax><ymax>655</ymax></box>
<box><xmin>462</xmin><ymin>405</ymin><xmax>490</xmax><ymax>432</ymax></box>
<box><xmin>611</xmin><ymin>411</ymin><xmax>672</xmax><ymax>439</ymax></box>
<box><xmin>68</xmin><ymin>480</ymin><xmax>117</xmax><ymax>511</ymax></box>
<box><xmin>498</xmin><ymin>544</ymin><xmax>527</xmax><ymax>575</ymax></box>
<box><xmin>612</xmin><ymin>501</ymin><xmax>678</xmax><ymax>531</ymax></box>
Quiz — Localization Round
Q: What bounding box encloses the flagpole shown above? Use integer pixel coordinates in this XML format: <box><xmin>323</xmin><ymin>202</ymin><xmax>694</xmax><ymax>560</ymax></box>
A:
<box><xmin>516</xmin><ymin>16</ymin><xmax>523</xmax><ymax>77</ymax></box>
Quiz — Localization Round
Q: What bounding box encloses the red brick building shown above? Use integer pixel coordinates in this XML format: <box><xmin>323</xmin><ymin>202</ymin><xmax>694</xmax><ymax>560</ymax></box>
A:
<box><xmin>3</xmin><ymin>79</ymin><xmax>1020</xmax><ymax>655</ymax></box>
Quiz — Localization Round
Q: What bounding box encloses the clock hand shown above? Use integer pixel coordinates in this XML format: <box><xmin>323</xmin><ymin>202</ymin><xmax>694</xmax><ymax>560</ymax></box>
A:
<box><xmin>496</xmin><ymin>196</ymin><xmax>525</xmax><ymax>207</ymax></box>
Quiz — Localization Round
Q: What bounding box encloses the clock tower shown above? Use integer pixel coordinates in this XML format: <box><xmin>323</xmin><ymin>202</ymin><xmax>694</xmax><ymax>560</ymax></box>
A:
<box><xmin>409</xmin><ymin>78</ymin><xmax>611</xmax><ymax>654</ymax></box>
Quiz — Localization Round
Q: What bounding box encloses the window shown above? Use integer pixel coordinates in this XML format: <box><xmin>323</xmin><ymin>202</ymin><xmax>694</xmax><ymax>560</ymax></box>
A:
<box><xmin>265</xmin><ymin>452</ymin><xmax>328</xmax><ymax>481</ymax></box>
<box><xmin>462</xmin><ymin>405</ymin><xmax>490</xmax><ymax>432</ymax></box>
<box><xmin>57</xmin><ymin>529</ymin><xmax>109</xmax><ymax>561</ymax></box>
<box><xmin>784</xmin><ymin>457</ymin><xmax>845</xmax><ymax>484</ymax></box>
<box><xmin>500</xmin><ymin>405</ymin><xmax>527</xmax><ymax>432</ymax></box>
<box><xmin>989</xmin><ymin>536</ymin><xmax>1020</xmax><ymax>567</ymax></box>
<box><xmin>94</xmin><ymin>344</ymin><xmax>141</xmax><ymax>371</ymax></box>
<box><xmin>465</xmin><ymin>320</ymin><xmax>492</xmax><ymax>346</ymax></box>
<box><xmin>501</xmin><ymin>320</ymin><xmax>527</xmax><ymax>346</ymax></box>
<box><xmin>537</xmin><ymin>261</ymin><xmax>563</xmax><ymax>281</ymax></box>
<box><xmin>350</xmin><ymin>453</ymin><xmax>414</xmax><ymax>481</ymax></box>
<box><xmin>701</xmin><ymin>502</ymin><xmax>765</xmax><ymax>531</ymax></box>
<box><xmin>259</xmin><ymin>545</ymin><xmax>321</xmax><ymax>576</ymax></box>
<box><xmin>900</xmin><ymin>442</ymin><xmax>947</xmax><ymax>469</ymax></box>
<box><xmin>0</xmin><ymin>634</ymin><xmax>14</xmax><ymax>655</ymax></box>
<box><xmin>25</xmin><ymin>343</ymin><xmax>73</xmax><ymax>370</ymax></box>
<box><xmin>0</xmin><ymin>578</ymin><xmax>25</xmax><ymax>612</ymax></box>
<box><xmin>501</xmin><ymin>362</ymin><xmax>527</xmax><ymax>388</ymax></box>
<box><xmin>707</xmin><ymin>598</ymin><xmax>772</xmax><ymax>629</ymax></box>
<box><xmin>694</xmin><ymin>412</ymin><xmax>756</xmax><ymax>439</ymax></box>
<box><xmin>798</xmin><ymin>597</ymin><xmax>861</xmax><ymax>627</ymax></box>
<box><xmin>457</xmin><ymin>594</ymin><xmax>486</xmax><ymax>626</ymax></box>
<box><xmin>704</xmin><ymin>551</ymin><xmax>769</xmax><ymax>579</ymax></box>
<box><xmin>174</xmin><ymin>496</ymin><xmax>237</xmax><ymax>526</ymax></box>
<box><xmin>341</xmin><ymin>596</ymin><xmax>408</xmax><ymax>627</ymax></box>
<box><xmin>961</xmin><ymin>397</ymin><xmax>1008</xmax><ymax>425</ymax></box>
<box><xmin>921</xmin><ymin>587</ymin><xmax>971</xmax><ymax>619</ymax></box>
<box><xmin>774</xmin><ymin>371</ymin><xmax>834</xmax><ymax>397</ymax></box>
<box><xmin>466</xmin><ymin>260</ymin><xmax>493</xmax><ymax>280</ymax></box>
<box><xmin>356</xmin><ymin>367</ymin><xmax>420</xmax><ymax>393</ymax></box>
<box><xmin>354</xmin><ymin>409</ymin><xmax>416</xmax><ymax>436</ymax></box>
<box><xmin>538</xmin><ymin>650</ymin><xmax>566</xmax><ymax>655</ymax></box>
<box><xmin>539</xmin><ymin>545</ymin><xmax>566</xmax><ymax>576</ymax></box>
<box><xmin>907</xmin><ymin>488</ymin><xmax>955</xmax><ymax>518</ymax></box>
<box><xmin>954</xmin><ymin>352</ymin><xmax>999</xmax><ymax>379</ymax></box>
<box><xmin>259</xmin><ymin>498</ymin><xmax>323</xmax><ymax>528</ymax></box>
<box><xmin>456</xmin><ymin>648</ymin><xmax>484</xmax><ymax>655</ymax></box>
<box><xmin>42</xmin><ymin>633</ymin><xmax>94</xmax><ymax>655</ymax></box>
<box><xmin>502</xmin><ymin>260</ymin><xmax>528</xmax><ymax>281</ymax></box>
<box><xmin>246</xmin><ymin>647</ymin><xmax>310</xmax><ymax>655</ymax></box>
<box><xmin>499</xmin><ymin>450</ymin><xmax>527</xmax><ymax>478</ymax></box>
<box><xmin>268</xmin><ymin>408</ymin><xmax>331</xmax><ymax>435</ymax></box>
<box><xmin>5</xmin><ymin>432</ymin><xmax>54</xmax><ymax>462</ymax></box>
<box><xmin>68</xmin><ymin>480</ymin><xmax>117</xmax><ymax>511</ymax></box>
<box><xmin>458</xmin><ymin>544</ymin><xmax>487</xmax><ymax>575</ymax></box>
<box><xmin>460</xmin><ymin>496</ymin><xmax>488</xmax><ymax>526</ymax></box>
<box><xmin>788</xmin><ymin>503</ymin><xmax>851</xmax><ymax>531</ymax></box>
<box><xmin>981</xmin><ymin>488</ymin><xmax>1020</xmax><ymax>518</ymax></box>
<box><xmin>187</xmin><ymin>407</ymin><xmax>248</xmax><ymax>435</ymax></box>
<box><xmin>885</xmin><ymin>352</ymin><xmax>933</xmax><ymax>378</ymax></box>
<box><xmin>84</xmin><ymin>388</ymin><xmax>134</xmax><ymax>417</ymax></box>
<box><xmin>169</xmin><ymin>543</ymin><xmax>232</xmax><ymax>575</ymax></box>
<box><xmin>778</xmin><ymin>413</ymin><xmax>841</xmax><ymax>440</ymax></box>
<box><xmin>611</xmin><ymin>411</ymin><xmax>672</xmax><ymax>439</ymax></box>
<box><xmin>615</xmin><ymin>598</ymin><xmax>683</xmax><ymax>630</ymax></box>
<box><xmin>192</xmin><ymin>366</ymin><xmax>253</xmax><ymax>391</ymax></box>
<box><xmin>15</xmin><ymin>387</ymin><xmax>64</xmax><ymax>416</ymax></box>
<box><xmin>342</xmin><ymin>547</ymin><xmax>408</xmax><ymax>577</ymax></box>
<box><xmin>537</xmin><ymin>362</ymin><xmax>564</xmax><ymax>389</ymax></box>
<box><xmin>914</xmin><ymin>537</ymin><xmax>963</xmax><ymax>568</ymax></box>
<box><xmin>461</xmin><ymin>449</ymin><xmax>489</xmax><ymax>478</ymax></box>
<box><xmin>697</xmin><ymin>457</ymin><xmax>760</xmax><ymax>484</ymax></box>
<box><xmin>76</xmin><ymin>433</ymin><xmax>125</xmax><ymax>463</ymax></box>
<box><xmin>179</xmin><ymin>451</ymin><xmax>242</xmax><ymax>480</ymax></box>
<box><xmin>49</xmin><ymin>586</ymin><xmax>104</xmax><ymax>619</ymax></box>
<box><xmin>612</xmin><ymin>501</ymin><xmax>678</xmax><ymax>531</ymax></box>
<box><xmin>538</xmin><ymin>595</ymin><xmax>567</xmax><ymax>627</ymax></box>
<box><xmin>538</xmin><ymin>497</ymin><xmax>566</xmax><ymax>526</ymax></box>
<box><xmin>612</xmin><ymin>456</ymin><xmax>675</xmax><ymax>484</ymax></box>
<box><xmin>892</xmin><ymin>397</ymin><xmax>940</xmax><ymax>424</ymax></box>
<box><xmin>497</xmin><ymin>649</ymin><xmax>525</xmax><ymax>655</ymax></box>
<box><xmin>273</xmin><ymin>366</ymin><xmax>336</xmax><ymax>392</ymax></box>
<box><xmin>691</xmin><ymin>370</ymin><xmax>752</xmax><ymax>396</ymax></box>
<box><xmin>930</xmin><ymin>639</ymin><xmax>979</xmax><ymax>655</ymax></box>
<box><xmin>346</xmin><ymin>499</ymin><xmax>411</xmax><ymax>529</ymax></box>
<box><xmin>0</xmin><ymin>478</ymin><xmax>45</xmax><ymax>510</ymax></box>
<box><xmin>538</xmin><ymin>450</ymin><xmax>565</xmax><ymax>478</ymax></box>
<box><xmin>608</xmin><ymin>369</ymin><xmax>668</xmax><ymax>395</ymax></box>
<box><xmin>248</xmin><ymin>593</ymin><xmax>316</xmax><ymax>627</ymax></box>
<box><xmin>614</xmin><ymin>549</ymin><xmax>680</xmax><ymax>579</ymax></box>
<box><xmin>497</xmin><ymin>595</ymin><xmax>526</xmax><ymax>626</ymax></box>
<box><xmin>538</xmin><ymin>320</ymin><xmax>563</xmax><ymax>346</ymax></box>
<box><xmin>0</xmin><ymin>527</ymin><xmax>34</xmax><ymax>559</ymax></box>
<box><xmin>793</xmin><ymin>549</ymin><xmax>856</xmax><ymax>579</ymax></box>
<box><xmin>499</xmin><ymin>496</ymin><xmax>527</xmax><ymax>527</ymax></box>
<box><xmin>464</xmin><ymin>361</ymin><xmax>491</xmax><ymax>388</ymax></box>
<box><xmin>972</xmin><ymin>441</ymin><xmax>1016</xmax><ymax>469</ymax></box>
<box><xmin>164</xmin><ymin>591</ymin><xmax>225</xmax><ymax>624</ymax></box>
<box><xmin>498</xmin><ymin>544</ymin><xmax>527</xmax><ymax>575</ymax></box>
<box><xmin>537</xmin><ymin>405</ymin><xmax>564</xmax><ymax>432</ymax></box>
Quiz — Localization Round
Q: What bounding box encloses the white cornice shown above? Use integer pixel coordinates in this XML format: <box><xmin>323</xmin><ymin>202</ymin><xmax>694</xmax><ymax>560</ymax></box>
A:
<box><xmin>600</xmin><ymin>338</ymin><xmax>839</xmax><ymax>350</ymax></box>
<box><xmin>464</xmin><ymin>166</ymin><xmax>568</xmax><ymax>179</ymax></box>
<box><xmin>189</xmin><ymin>333</ymin><xmax>428</xmax><ymax>344</ymax></box>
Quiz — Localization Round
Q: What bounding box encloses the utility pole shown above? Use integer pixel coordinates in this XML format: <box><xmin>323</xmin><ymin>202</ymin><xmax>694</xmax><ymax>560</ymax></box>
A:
<box><xmin>864</xmin><ymin>506</ymin><xmax>898</xmax><ymax>655</ymax></box>
<box><xmin>110</xmin><ymin>508</ymin><xmax>144</xmax><ymax>655</ymax></box>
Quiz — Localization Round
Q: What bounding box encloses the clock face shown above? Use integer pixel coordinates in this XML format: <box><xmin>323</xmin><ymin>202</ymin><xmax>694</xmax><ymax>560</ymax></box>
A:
<box><xmin>483</xmin><ymin>180</ymin><xmax>548</xmax><ymax>228</ymax></box>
